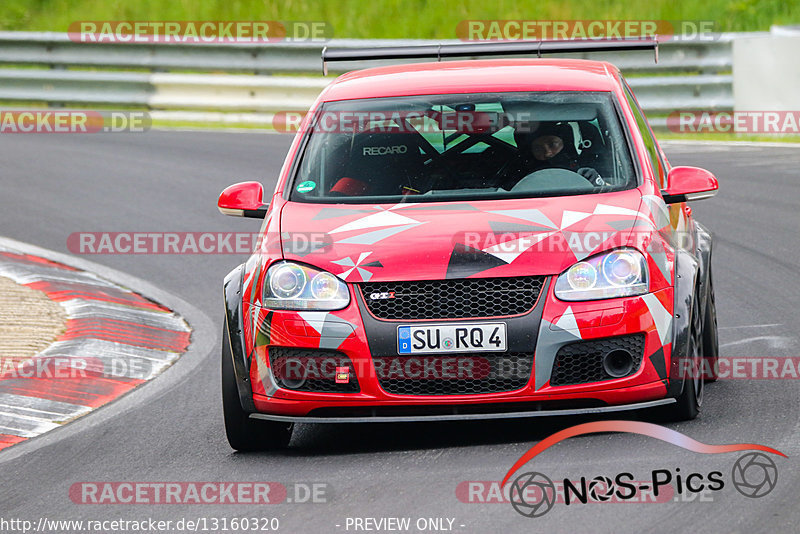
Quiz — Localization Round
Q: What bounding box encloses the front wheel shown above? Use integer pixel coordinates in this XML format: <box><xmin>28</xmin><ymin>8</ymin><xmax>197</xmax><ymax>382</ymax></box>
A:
<box><xmin>670</xmin><ymin>292</ymin><xmax>705</xmax><ymax>421</ymax></box>
<box><xmin>222</xmin><ymin>324</ymin><xmax>292</xmax><ymax>451</ymax></box>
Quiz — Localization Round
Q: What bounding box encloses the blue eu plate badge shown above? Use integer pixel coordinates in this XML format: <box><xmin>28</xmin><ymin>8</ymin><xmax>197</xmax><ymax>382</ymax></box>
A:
<box><xmin>398</xmin><ymin>326</ymin><xmax>412</xmax><ymax>354</ymax></box>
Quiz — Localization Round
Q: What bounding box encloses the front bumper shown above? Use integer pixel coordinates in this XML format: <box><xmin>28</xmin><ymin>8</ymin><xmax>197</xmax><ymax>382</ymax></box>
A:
<box><xmin>242</xmin><ymin>277</ymin><xmax>675</xmax><ymax>418</ymax></box>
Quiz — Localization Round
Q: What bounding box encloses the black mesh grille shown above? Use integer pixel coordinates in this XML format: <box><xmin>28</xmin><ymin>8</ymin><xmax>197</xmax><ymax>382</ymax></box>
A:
<box><xmin>550</xmin><ymin>334</ymin><xmax>646</xmax><ymax>386</ymax></box>
<box><xmin>268</xmin><ymin>347</ymin><xmax>359</xmax><ymax>393</ymax></box>
<box><xmin>372</xmin><ymin>352</ymin><xmax>533</xmax><ymax>395</ymax></box>
<box><xmin>359</xmin><ymin>277</ymin><xmax>544</xmax><ymax>320</ymax></box>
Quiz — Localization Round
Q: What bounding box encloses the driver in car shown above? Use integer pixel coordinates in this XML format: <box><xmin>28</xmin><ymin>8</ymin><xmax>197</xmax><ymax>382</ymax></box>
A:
<box><xmin>511</xmin><ymin>121</ymin><xmax>605</xmax><ymax>186</ymax></box>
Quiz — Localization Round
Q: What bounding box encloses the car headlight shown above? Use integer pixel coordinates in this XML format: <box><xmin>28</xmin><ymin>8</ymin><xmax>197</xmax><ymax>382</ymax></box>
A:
<box><xmin>554</xmin><ymin>248</ymin><xmax>648</xmax><ymax>301</ymax></box>
<box><xmin>263</xmin><ymin>262</ymin><xmax>350</xmax><ymax>310</ymax></box>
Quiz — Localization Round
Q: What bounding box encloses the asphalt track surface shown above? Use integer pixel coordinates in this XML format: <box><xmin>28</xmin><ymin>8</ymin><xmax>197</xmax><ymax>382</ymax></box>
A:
<box><xmin>1</xmin><ymin>132</ymin><xmax>799</xmax><ymax>533</ymax></box>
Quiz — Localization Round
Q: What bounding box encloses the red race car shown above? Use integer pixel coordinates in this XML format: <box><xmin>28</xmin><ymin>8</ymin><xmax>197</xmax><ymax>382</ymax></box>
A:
<box><xmin>218</xmin><ymin>40</ymin><xmax>719</xmax><ymax>451</ymax></box>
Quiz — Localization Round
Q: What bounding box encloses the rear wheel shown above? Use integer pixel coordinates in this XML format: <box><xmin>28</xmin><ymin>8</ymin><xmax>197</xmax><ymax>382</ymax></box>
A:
<box><xmin>222</xmin><ymin>324</ymin><xmax>292</xmax><ymax>451</ymax></box>
<box><xmin>702</xmin><ymin>268</ymin><xmax>719</xmax><ymax>382</ymax></box>
<box><xmin>670</xmin><ymin>292</ymin><xmax>705</xmax><ymax>421</ymax></box>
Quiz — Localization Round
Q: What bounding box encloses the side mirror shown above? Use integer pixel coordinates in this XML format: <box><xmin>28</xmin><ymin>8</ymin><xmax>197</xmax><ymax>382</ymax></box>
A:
<box><xmin>218</xmin><ymin>181</ymin><xmax>268</xmax><ymax>218</ymax></box>
<box><xmin>661</xmin><ymin>166</ymin><xmax>718</xmax><ymax>204</ymax></box>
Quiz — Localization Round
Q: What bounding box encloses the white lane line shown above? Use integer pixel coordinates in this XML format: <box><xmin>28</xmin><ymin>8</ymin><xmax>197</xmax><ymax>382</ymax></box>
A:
<box><xmin>32</xmin><ymin>338</ymin><xmax>184</xmax><ymax>381</ymax></box>
<box><xmin>0</xmin><ymin>420</ymin><xmax>60</xmax><ymax>438</ymax></box>
<box><xmin>662</xmin><ymin>140</ymin><xmax>800</xmax><ymax>148</ymax></box>
<box><xmin>0</xmin><ymin>393</ymin><xmax>90</xmax><ymax>416</ymax></box>
<box><xmin>0</xmin><ymin>263</ymin><xmax>118</xmax><ymax>288</ymax></box>
<box><xmin>33</xmin><ymin>354</ymin><xmax>173</xmax><ymax>381</ymax></box>
<box><xmin>718</xmin><ymin>323</ymin><xmax>783</xmax><ymax>330</ymax></box>
<box><xmin>720</xmin><ymin>335</ymin><xmax>793</xmax><ymax>349</ymax></box>
<box><xmin>0</xmin><ymin>391</ymin><xmax>91</xmax><ymax>436</ymax></box>
<box><xmin>0</xmin><ymin>403</ymin><xmax>85</xmax><ymax>420</ymax></box>
<box><xmin>0</xmin><ymin>410</ymin><xmax>67</xmax><ymax>424</ymax></box>
<box><xmin>38</xmin><ymin>338</ymin><xmax>183</xmax><ymax>363</ymax></box>
<box><xmin>59</xmin><ymin>298</ymin><xmax>190</xmax><ymax>331</ymax></box>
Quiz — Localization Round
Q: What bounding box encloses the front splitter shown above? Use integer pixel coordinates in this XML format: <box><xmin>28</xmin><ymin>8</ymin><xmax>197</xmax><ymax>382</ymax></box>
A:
<box><xmin>249</xmin><ymin>397</ymin><xmax>675</xmax><ymax>423</ymax></box>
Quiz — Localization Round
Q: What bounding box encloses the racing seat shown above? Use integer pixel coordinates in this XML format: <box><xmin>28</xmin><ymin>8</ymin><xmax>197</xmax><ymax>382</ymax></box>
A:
<box><xmin>329</xmin><ymin>126</ymin><xmax>425</xmax><ymax>197</ymax></box>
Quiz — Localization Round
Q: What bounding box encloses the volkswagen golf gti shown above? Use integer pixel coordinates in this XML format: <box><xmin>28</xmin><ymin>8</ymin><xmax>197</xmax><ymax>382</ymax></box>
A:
<box><xmin>218</xmin><ymin>40</ymin><xmax>719</xmax><ymax>450</ymax></box>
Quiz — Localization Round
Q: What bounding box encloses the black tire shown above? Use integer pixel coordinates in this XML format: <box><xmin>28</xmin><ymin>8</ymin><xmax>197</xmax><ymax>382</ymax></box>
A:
<box><xmin>222</xmin><ymin>324</ymin><xmax>292</xmax><ymax>451</ymax></box>
<box><xmin>702</xmin><ymin>267</ymin><xmax>719</xmax><ymax>382</ymax></box>
<box><xmin>670</xmin><ymin>292</ymin><xmax>705</xmax><ymax>421</ymax></box>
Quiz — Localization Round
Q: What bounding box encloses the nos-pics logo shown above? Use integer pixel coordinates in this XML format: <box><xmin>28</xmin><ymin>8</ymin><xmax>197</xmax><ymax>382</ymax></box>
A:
<box><xmin>502</xmin><ymin>421</ymin><xmax>784</xmax><ymax>518</ymax></box>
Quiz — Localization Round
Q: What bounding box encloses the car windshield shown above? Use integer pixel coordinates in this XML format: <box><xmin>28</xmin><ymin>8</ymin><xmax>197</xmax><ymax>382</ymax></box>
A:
<box><xmin>290</xmin><ymin>91</ymin><xmax>636</xmax><ymax>203</ymax></box>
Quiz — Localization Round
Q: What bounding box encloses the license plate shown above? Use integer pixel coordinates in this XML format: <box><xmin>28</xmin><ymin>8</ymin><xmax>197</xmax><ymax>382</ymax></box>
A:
<box><xmin>397</xmin><ymin>323</ymin><xmax>506</xmax><ymax>354</ymax></box>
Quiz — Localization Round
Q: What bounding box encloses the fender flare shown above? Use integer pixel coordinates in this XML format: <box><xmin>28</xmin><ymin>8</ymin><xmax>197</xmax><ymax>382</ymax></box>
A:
<box><xmin>223</xmin><ymin>263</ymin><xmax>256</xmax><ymax>413</ymax></box>
<box><xmin>666</xmin><ymin>220</ymin><xmax>713</xmax><ymax>398</ymax></box>
<box><xmin>666</xmin><ymin>248</ymin><xmax>699</xmax><ymax>398</ymax></box>
<box><xmin>694</xmin><ymin>221</ymin><xmax>714</xmax><ymax>314</ymax></box>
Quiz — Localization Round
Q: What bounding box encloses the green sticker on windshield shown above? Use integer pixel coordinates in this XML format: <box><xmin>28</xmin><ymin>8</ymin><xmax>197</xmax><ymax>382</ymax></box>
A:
<box><xmin>296</xmin><ymin>180</ymin><xmax>316</xmax><ymax>193</ymax></box>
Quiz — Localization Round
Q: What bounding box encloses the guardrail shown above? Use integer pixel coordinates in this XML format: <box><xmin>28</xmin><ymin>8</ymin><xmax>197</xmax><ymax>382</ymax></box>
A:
<box><xmin>0</xmin><ymin>32</ymin><xmax>742</xmax><ymax>74</ymax></box>
<box><xmin>0</xmin><ymin>32</ymin><xmax>756</xmax><ymax>126</ymax></box>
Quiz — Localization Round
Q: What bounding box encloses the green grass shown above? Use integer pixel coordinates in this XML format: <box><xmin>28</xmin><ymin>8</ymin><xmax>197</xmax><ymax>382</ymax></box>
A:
<box><xmin>150</xmin><ymin>119</ymin><xmax>275</xmax><ymax>131</ymax></box>
<box><xmin>2</xmin><ymin>0</ymin><xmax>799</xmax><ymax>38</ymax></box>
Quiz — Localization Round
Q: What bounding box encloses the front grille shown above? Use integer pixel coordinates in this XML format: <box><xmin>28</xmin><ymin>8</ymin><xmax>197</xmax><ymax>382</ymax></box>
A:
<box><xmin>372</xmin><ymin>352</ymin><xmax>533</xmax><ymax>395</ymax></box>
<box><xmin>268</xmin><ymin>347</ymin><xmax>359</xmax><ymax>393</ymax></box>
<box><xmin>359</xmin><ymin>277</ymin><xmax>544</xmax><ymax>321</ymax></box>
<box><xmin>550</xmin><ymin>334</ymin><xmax>645</xmax><ymax>386</ymax></box>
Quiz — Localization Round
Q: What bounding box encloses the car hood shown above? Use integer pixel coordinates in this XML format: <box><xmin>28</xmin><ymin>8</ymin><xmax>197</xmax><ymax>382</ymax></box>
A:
<box><xmin>280</xmin><ymin>190</ymin><xmax>657</xmax><ymax>282</ymax></box>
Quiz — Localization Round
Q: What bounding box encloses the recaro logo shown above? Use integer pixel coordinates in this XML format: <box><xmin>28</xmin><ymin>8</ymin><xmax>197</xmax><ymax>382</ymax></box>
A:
<box><xmin>362</xmin><ymin>145</ymin><xmax>408</xmax><ymax>156</ymax></box>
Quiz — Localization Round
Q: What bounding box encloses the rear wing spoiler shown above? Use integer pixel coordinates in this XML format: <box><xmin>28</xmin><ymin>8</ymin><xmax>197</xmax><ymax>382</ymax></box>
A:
<box><xmin>321</xmin><ymin>38</ymin><xmax>658</xmax><ymax>75</ymax></box>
